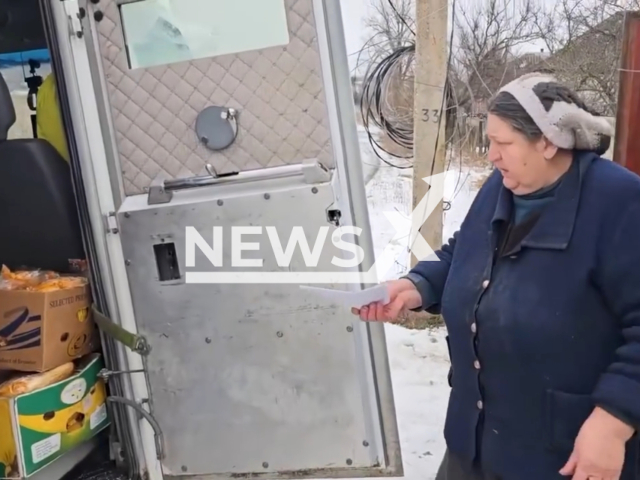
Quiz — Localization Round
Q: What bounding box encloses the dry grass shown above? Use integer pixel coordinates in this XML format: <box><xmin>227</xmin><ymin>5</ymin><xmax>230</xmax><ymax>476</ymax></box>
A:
<box><xmin>397</xmin><ymin>310</ymin><xmax>444</xmax><ymax>330</ymax></box>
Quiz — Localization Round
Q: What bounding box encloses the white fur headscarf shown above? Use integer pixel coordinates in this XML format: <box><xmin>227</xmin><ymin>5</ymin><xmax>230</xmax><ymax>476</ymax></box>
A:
<box><xmin>495</xmin><ymin>73</ymin><xmax>614</xmax><ymax>153</ymax></box>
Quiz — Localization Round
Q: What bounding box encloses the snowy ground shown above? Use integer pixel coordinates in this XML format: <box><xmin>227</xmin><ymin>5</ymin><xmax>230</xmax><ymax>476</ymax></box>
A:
<box><xmin>360</xmin><ymin>132</ymin><xmax>490</xmax><ymax>479</ymax></box>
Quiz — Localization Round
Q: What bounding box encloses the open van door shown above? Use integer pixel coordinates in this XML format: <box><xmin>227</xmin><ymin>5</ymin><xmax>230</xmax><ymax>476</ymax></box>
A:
<box><xmin>50</xmin><ymin>0</ymin><xmax>403</xmax><ymax>479</ymax></box>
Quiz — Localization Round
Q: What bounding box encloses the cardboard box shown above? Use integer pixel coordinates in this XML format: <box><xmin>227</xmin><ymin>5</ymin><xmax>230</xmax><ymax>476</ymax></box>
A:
<box><xmin>0</xmin><ymin>354</ymin><xmax>110</xmax><ymax>478</ymax></box>
<box><xmin>0</xmin><ymin>286</ymin><xmax>99</xmax><ymax>372</ymax></box>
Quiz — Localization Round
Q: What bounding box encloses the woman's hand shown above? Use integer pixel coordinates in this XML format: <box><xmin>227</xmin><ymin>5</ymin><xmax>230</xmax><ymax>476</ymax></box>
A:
<box><xmin>559</xmin><ymin>407</ymin><xmax>634</xmax><ymax>480</ymax></box>
<box><xmin>351</xmin><ymin>278</ymin><xmax>422</xmax><ymax>322</ymax></box>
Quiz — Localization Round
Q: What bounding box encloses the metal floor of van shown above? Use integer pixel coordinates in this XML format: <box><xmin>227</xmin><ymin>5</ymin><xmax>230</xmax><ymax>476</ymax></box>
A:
<box><xmin>60</xmin><ymin>440</ymin><xmax>127</xmax><ymax>480</ymax></box>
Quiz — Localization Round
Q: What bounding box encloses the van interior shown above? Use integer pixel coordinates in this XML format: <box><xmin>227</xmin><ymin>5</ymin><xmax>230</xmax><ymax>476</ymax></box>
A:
<box><xmin>1</xmin><ymin>0</ymin><xmax>125</xmax><ymax>478</ymax></box>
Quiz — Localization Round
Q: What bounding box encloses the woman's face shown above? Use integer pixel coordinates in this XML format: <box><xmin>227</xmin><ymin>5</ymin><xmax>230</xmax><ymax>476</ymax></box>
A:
<box><xmin>486</xmin><ymin>114</ymin><xmax>559</xmax><ymax>195</ymax></box>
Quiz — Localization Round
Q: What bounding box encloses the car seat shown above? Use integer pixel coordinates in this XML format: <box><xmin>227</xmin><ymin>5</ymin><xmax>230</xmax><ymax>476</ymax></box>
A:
<box><xmin>0</xmin><ymin>71</ymin><xmax>84</xmax><ymax>273</ymax></box>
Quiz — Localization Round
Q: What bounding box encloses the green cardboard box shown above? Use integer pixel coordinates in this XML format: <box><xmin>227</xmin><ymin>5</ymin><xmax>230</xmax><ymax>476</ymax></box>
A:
<box><xmin>0</xmin><ymin>354</ymin><xmax>110</xmax><ymax>478</ymax></box>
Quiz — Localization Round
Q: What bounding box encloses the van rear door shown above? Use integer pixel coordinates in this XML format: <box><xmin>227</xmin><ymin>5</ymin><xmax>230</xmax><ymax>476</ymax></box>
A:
<box><xmin>54</xmin><ymin>0</ymin><xmax>403</xmax><ymax>478</ymax></box>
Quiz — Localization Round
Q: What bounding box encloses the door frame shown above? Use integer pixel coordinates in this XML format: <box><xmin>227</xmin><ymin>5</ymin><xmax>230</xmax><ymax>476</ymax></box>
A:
<box><xmin>47</xmin><ymin>1</ymin><xmax>161</xmax><ymax>478</ymax></box>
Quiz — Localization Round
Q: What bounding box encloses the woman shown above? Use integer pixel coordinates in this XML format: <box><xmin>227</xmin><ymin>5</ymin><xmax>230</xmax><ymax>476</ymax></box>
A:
<box><xmin>353</xmin><ymin>73</ymin><xmax>640</xmax><ymax>480</ymax></box>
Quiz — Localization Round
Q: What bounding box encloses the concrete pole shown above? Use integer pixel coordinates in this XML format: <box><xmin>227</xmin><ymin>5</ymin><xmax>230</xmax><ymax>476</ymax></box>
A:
<box><xmin>410</xmin><ymin>0</ymin><xmax>449</xmax><ymax>267</ymax></box>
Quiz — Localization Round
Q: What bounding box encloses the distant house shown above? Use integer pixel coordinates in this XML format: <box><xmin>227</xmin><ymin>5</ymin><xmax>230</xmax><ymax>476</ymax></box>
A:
<box><xmin>531</xmin><ymin>11</ymin><xmax>626</xmax><ymax>115</ymax></box>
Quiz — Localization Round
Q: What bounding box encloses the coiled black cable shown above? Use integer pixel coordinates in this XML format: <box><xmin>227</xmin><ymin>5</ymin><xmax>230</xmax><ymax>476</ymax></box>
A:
<box><xmin>359</xmin><ymin>44</ymin><xmax>416</xmax><ymax>169</ymax></box>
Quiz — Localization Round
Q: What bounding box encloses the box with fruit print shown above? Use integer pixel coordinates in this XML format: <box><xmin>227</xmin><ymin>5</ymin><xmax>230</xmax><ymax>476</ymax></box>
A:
<box><xmin>0</xmin><ymin>354</ymin><xmax>110</xmax><ymax>478</ymax></box>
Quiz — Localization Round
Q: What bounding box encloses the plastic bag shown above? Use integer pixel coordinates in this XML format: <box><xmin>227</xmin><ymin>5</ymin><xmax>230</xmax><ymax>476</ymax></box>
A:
<box><xmin>0</xmin><ymin>265</ymin><xmax>86</xmax><ymax>292</ymax></box>
<box><xmin>30</xmin><ymin>277</ymin><xmax>87</xmax><ymax>292</ymax></box>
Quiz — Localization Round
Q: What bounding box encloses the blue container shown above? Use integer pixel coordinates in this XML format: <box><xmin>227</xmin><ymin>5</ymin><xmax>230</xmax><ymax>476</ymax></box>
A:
<box><xmin>0</xmin><ymin>49</ymin><xmax>50</xmax><ymax>67</ymax></box>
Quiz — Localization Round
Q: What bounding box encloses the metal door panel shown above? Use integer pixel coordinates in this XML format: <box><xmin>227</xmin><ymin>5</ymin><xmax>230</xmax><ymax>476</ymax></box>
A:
<box><xmin>116</xmin><ymin>170</ymin><xmax>382</xmax><ymax>477</ymax></box>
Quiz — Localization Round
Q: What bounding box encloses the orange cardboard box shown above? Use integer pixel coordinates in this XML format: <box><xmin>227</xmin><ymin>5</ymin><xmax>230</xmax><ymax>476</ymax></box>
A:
<box><xmin>0</xmin><ymin>285</ymin><xmax>99</xmax><ymax>372</ymax></box>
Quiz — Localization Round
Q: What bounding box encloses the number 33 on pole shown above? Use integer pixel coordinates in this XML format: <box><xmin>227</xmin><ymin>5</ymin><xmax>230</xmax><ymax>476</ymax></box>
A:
<box><xmin>422</xmin><ymin>109</ymin><xmax>441</xmax><ymax>123</ymax></box>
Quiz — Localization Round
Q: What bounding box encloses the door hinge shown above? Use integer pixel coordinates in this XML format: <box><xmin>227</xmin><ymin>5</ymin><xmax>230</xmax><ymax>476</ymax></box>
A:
<box><xmin>105</xmin><ymin>211</ymin><xmax>119</xmax><ymax>234</ymax></box>
<box><xmin>65</xmin><ymin>2</ymin><xmax>85</xmax><ymax>39</ymax></box>
<box><xmin>91</xmin><ymin>305</ymin><xmax>151</xmax><ymax>355</ymax></box>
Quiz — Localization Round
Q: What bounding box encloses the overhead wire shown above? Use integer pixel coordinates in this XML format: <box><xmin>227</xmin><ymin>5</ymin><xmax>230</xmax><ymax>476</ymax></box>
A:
<box><xmin>358</xmin><ymin>0</ymin><xmax>461</xmax><ymax>174</ymax></box>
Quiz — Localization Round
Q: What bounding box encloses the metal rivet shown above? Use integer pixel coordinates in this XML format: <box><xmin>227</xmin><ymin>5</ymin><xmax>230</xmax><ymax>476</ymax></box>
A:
<box><xmin>276</xmin><ymin>331</ymin><xmax>283</xmax><ymax>338</ymax></box>
<box><xmin>264</xmin><ymin>193</ymin><xmax>270</xmax><ymax>199</ymax></box>
<box><xmin>124</xmin><ymin>212</ymin><xmax>131</xmax><ymax>218</ymax></box>
<box><xmin>346</xmin><ymin>326</ymin><xmax>353</xmax><ymax>333</ymax></box>
<box><xmin>217</xmin><ymin>199</ymin><xmax>224</xmax><ymax>206</ymax></box>
<box><xmin>346</xmin><ymin>458</ymin><xmax>353</xmax><ymax>466</ymax></box>
<box><xmin>311</xmin><ymin>187</ymin><xmax>318</xmax><ymax>194</ymax></box>
<box><xmin>181</xmin><ymin>466</ymin><xmax>187</xmax><ymax>472</ymax></box>
<box><xmin>205</xmin><ymin>337</ymin><xmax>212</xmax><ymax>344</ymax></box>
<box><xmin>262</xmin><ymin>462</ymin><xmax>269</xmax><ymax>469</ymax></box>
<box><xmin>125</xmin><ymin>260</ymin><xmax>131</xmax><ymax>266</ymax></box>
<box><xmin>363</xmin><ymin>440</ymin><xmax>369</xmax><ymax>447</ymax></box>
<box><xmin>111</xmin><ymin>228</ymin><xmax>119</xmax><ymax>234</ymax></box>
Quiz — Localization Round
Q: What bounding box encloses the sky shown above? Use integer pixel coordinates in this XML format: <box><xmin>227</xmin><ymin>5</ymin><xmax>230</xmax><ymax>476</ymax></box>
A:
<box><xmin>340</xmin><ymin>0</ymin><xmax>371</xmax><ymax>71</ymax></box>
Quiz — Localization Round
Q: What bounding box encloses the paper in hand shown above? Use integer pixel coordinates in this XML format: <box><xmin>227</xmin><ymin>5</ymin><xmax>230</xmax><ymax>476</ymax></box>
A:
<box><xmin>300</xmin><ymin>284</ymin><xmax>390</xmax><ymax>309</ymax></box>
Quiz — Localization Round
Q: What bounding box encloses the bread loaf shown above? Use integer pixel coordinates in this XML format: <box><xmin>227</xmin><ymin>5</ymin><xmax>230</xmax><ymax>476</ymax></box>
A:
<box><xmin>0</xmin><ymin>362</ymin><xmax>75</xmax><ymax>397</ymax></box>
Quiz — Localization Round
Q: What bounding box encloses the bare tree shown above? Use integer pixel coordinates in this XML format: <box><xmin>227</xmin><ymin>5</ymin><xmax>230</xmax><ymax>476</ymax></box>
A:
<box><xmin>362</xmin><ymin>0</ymin><xmax>415</xmax><ymax>58</ymax></box>
<box><xmin>446</xmin><ymin>0</ymin><xmax>543</xmax><ymax>154</ymax></box>
<box><xmin>531</xmin><ymin>0</ymin><xmax>633</xmax><ymax>115</ymax></box>
<box><xmin>453</xmin><ymin>0</ymin><xmax>542</xmax><ymax>110</ymax></box>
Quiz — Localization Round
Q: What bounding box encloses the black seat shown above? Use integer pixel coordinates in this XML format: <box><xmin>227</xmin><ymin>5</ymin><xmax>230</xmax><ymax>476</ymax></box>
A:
<box><xmin>0</xmin><ymin>71</ymin><xmax>85</xmax><ymax>273</ymax></box>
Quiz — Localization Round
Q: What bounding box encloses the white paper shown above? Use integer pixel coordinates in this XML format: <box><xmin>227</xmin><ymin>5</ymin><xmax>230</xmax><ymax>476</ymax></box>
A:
<box><xmin>300</xmin><ymin>284</ymin><xmax>390</xmax><ymax>309</ymax></box>
<box><xmin>31</xmin><ymin>433</ymin><xmax>61</xmax><ymax>464</ymax></box>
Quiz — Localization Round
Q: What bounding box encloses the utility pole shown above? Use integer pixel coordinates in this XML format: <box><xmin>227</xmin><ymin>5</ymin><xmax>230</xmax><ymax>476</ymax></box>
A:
<box><xmin>410</xmin><ymin>0</ymin><xmax>449</xmax><ymax>267</ymax></box>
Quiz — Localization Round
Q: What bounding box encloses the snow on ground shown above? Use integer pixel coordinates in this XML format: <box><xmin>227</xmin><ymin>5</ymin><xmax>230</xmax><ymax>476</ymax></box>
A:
<box><xmin>360</xmin><ymin>135</ymin><xmax>490</xmax><ymax>479</ymax></box>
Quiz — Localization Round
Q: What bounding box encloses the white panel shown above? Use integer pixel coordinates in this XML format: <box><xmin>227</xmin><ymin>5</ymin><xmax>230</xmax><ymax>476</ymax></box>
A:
<box><xmin>121</xmin><ymin>0</ymin><xmax>290</xmax><ymax>70</ymax></box>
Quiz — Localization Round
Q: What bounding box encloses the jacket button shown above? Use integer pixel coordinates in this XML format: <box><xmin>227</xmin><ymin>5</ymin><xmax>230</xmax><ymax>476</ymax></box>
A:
<box><xmin>482</xmin><ymin>279</ymin><xmax>490</xmax><ymax>288</ymax></box>
<box><xmin>470</xmin><ymin>322</ymin><xmax>477</xmax><ymax>333</ymax></box>
<box><xmin>474</xmin><ymin>360</ymin><xmax>481</xmax><ymax>369</ymax></box>
<box><xmin>477</xmin><ymin>400</ymin><xmax>483</xmax><ymax>409</ymax></box>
